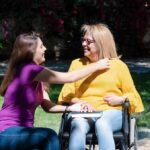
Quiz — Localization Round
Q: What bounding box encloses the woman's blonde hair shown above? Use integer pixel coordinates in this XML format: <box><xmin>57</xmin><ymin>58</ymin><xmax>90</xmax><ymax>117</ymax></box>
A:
<box><xmin>81</xmin><ymin>23</ymin><xmax>119</xmax><ymax>59</ymax></box>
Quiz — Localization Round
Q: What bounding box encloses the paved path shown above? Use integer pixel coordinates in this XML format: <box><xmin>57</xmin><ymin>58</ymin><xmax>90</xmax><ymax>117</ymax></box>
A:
<box><xmin>138</xmin><ymin>127</ymin><xmax>150</xmax><ymax>150</ymax></box>
<box><xmin>138</xmin><ymin>138</ymin><xmax>150</xmax><ymax>150</ymax></box>
<box><xmin>45</xmin><ymin>58</ymin><xmax>150</xmax><ymax>73</ymax></box>
<box><xmin>125</xmin><ymin>58</ymin><xmax>150</xmax><ymax>73</ymax></box>
<box><xmin>0</xmin><ymin>58</ymin><xmax>150</xmax><ymax>75</ymax></box>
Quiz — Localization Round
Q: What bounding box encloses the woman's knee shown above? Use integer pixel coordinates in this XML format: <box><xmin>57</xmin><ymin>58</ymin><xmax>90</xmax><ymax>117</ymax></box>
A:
<box><xmin>71</xmin><ymin>118</ymin><xmax>89</xmax><ymax>133</ymax></box>
<box><xmin>95</xmin><ymin>118</ymin><xmax>111</xmax><ymax>131</ymax></box>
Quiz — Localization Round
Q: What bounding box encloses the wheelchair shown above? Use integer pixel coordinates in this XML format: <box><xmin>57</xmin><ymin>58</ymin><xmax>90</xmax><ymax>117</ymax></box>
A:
<box><xmin>59</xmin><ymin>100</ymin><xmax>138</xmax><ymax>150</ymax></box>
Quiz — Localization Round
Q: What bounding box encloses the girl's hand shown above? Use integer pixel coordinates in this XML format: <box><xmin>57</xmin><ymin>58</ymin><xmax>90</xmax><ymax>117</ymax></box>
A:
<box><xmin>104</xmin><ymin>94</ymin><xmax>126</xmax><ymax>106</ymax></box>
<box><xmin>67</xmin><ymin>103</ymin><xmax>84</xmax><ymax>112</ymax></box>
<box><xmin>80</xmin><ymin>102</ymin><xmax>95</xmax><ymax>112</ymax></box>
<box><xmin>97</xmin><ymin>58</ymin><xmax>110</xmax><ymax>70</ymax></box>
<box><xmin>67</xmin><ymin>102</ymin><xmax>95</xmax><ymax>112</ymax></box>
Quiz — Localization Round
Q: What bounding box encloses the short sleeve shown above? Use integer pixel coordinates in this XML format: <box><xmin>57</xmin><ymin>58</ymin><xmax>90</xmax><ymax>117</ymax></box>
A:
<box><xmin>19</xmin><ymin>63</ymin><xmax>44</xmax><ymax>83</ymax></box>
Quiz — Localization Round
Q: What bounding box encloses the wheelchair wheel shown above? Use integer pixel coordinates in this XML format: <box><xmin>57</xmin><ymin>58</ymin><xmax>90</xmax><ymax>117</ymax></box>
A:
<box><xmin>60</xmin><ymin>139</ymin><xmax>68</xmax><ymax>150</ymax></box>
<box><xmin>133</xmin><ymin>124</ymin><xmax>138</xmax><ymax>150</ymax></box>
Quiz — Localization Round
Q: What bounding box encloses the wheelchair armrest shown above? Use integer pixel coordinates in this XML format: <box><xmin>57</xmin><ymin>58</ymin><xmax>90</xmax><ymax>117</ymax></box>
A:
<box><xmin>58</xmin><ymin>103</ymin><xmax>70</xmax><ymax>139</ymax></box>
<box><xmin>122</xmin><ymin>99</ymin><xmax>130</xmax><ymax>144</ymax></box>
<box><xmin>58</xmin><ymin>113</ymin><xmax>65</xmax><ymax>138</ymax></box>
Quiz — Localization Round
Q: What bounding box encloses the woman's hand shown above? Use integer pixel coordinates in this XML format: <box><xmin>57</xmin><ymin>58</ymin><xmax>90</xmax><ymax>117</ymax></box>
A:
<box><xmin>104</xmin><ymin>94</ymin><xmax>126</xmax><ymax>106</ymax></box>
<box><xmin>70</xmin><ymin>98</ymin><xmax>95</xmax><ymax>112</ymax></box>
<box><xmin>67</xmin><ymin>103</ymin><xmax>84</xmax><ymax>112</ymax></box>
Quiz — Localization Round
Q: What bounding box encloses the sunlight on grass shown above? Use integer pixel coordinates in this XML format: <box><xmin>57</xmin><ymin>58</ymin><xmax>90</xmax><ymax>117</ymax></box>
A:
<box><xmin>141</xmin><ymin>91</ymin><xmax>149</xmax><ymax>96</ymax></box>
<box><xmin>34</xmin><ymin>106</ymin><xmax>62</xmax><ymax>133</ymax></box>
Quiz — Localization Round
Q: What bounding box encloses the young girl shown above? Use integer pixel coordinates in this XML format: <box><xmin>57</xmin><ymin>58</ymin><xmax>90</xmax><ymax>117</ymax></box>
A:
<box><xmin>0</xmin><ymin>32</ymin><xmax>109</xmax><ymax>150</ymax></box>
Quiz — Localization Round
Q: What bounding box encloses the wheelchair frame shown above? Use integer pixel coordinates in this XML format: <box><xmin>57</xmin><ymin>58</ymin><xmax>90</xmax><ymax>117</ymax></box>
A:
<box><xmin>59</xmin><ymin>100</ymin><xmax>138</xmax><ymax>150</ymax></box>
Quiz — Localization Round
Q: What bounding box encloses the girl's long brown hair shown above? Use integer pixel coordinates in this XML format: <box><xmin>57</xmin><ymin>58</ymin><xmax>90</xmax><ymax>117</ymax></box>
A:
<box><xmin>0</xmin><ymin>32</ymin><xmax>40</xmax><ymax>96</ymax></box>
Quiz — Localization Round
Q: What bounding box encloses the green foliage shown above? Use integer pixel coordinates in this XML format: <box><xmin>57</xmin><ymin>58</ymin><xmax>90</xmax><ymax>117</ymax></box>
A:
<box><xmin>0</xmin><ymin>43</ymin><xmax>3</xmax><ymax>49</ymax></box>
<box><xmin>131</xmin><ymin>72</ymin><xmax>150</xmax><ymax>127</ymax></box>
<box><xmin>0</xmin><ymin>39</ymin><xmax>5</xmax><ymax>51</ymax></box>
<box><xmin>0</xmin><ymin>0</ymin><xmax>149</xmax><ymax>60</ymax></box>
<box><xmin>0</xmin><ymin>40</ymin><xmax>8</xmax><ymax>59</ymax></box>
<box><xmin>48</xmin><ymin>84</ymin><xmax>63</xmax><ymax>103</ymax></box>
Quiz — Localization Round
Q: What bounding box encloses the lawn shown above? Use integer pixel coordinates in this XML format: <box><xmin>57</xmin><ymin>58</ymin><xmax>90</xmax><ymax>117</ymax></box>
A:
<box><xmin>0</xmin><ymin>72</ymin><xmax>149</xmax><ymax>133</ymax></box>
<box><xmin>131</xmin><ymin>72</ymin><xmax>150</xmax><ymax>127</ymax></box>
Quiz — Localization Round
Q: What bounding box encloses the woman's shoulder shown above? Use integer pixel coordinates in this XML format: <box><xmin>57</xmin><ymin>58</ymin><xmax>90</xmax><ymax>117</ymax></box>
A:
<box><xmin>110</xmin><ymin>58</ymin><xmax>127</xmax><ymax>68</ymax></box>
<box><xmin>71</xmin><ymin>57</ymin><xmax>88</xmax><ymax>65</ymax></box>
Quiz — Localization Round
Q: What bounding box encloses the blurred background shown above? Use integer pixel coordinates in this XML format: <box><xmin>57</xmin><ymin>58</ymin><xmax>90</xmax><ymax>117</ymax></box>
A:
<box><xmin>0</xmin><ymin>0</ymin><xmax>150</xmax><ymax>61</ymax></box>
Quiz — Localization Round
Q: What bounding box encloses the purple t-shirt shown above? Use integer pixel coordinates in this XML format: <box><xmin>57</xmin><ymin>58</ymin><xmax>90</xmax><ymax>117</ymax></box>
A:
<box><xmin>0</xmin><ymin>63</ymin><xmax>44</xmax><ymax>131</ymax></box>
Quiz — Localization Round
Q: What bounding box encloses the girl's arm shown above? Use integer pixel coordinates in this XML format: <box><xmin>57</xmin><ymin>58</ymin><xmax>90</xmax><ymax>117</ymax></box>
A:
<box><xmin>41</xmin><ymin>90</ymin><xmax>84</xmax><ymax>112</ymax></box>
<box><xmin>34</xmin><ymin>58</ymin><xmax>109</xmax><ymax>84</ymax></box>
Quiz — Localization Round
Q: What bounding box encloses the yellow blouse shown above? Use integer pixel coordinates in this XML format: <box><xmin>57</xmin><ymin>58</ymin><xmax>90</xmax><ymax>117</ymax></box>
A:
<box><xmin>58</xmin><ymin>57</ymin><xmax>144</xmax><ymax>113</ymax></box>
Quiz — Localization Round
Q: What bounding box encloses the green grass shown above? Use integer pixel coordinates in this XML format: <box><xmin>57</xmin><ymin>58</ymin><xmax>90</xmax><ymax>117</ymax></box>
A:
<box><xmin>131</xmin><ymin>72</ymin><xmax>150</xmax><ymax>127</ymax></box>
<box><xmin>0</xmin><ymin>72</ymin><xmax>150</xmax><ymax>132</ymax></box>
<box><xmin>34</xmin><ymin>84</ymin><xmax>63</xmax><ymax>132</ymax></box>
<box><xmin>34</xmin><ymin>107</ymin><xmax>62</xmax><ymax>132</ymax></box>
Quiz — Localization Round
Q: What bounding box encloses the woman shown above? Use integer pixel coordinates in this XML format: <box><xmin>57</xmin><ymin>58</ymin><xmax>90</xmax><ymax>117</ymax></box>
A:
<box><xmin>58</xmin><ymin>23</ymin><xmax>144</xmax><ymax>150</ymax></box>
<box><xmin>0</xmin><ymin>32</ymin><xmax>109</xmax><ymax>150</ymax></box>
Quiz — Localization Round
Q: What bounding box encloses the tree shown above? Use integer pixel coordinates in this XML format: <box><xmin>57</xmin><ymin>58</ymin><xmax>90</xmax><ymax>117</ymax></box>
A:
<box><xmin>0</xmin><ymin>0</ymin><xmax>149</xmax><ymax>60</ymax></box>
